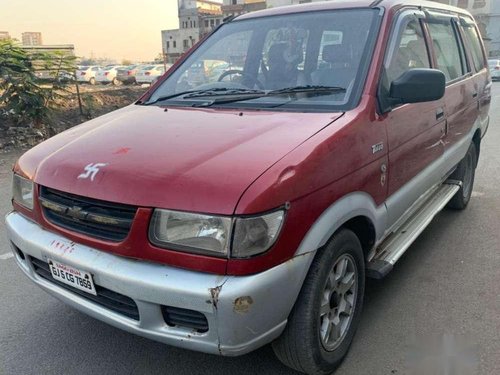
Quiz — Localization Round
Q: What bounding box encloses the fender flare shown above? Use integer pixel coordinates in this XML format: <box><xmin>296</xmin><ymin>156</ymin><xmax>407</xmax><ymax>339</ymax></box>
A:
<box><xmin>294</xmin><ymin>192</ymin><xmax>387</xmax><ymax>256</ymax></box>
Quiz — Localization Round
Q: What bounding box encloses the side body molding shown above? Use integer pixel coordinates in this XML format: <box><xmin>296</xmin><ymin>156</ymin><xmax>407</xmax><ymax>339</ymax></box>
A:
<box><xmin>295</xmin><ymin>192</ymin><xmax>387</xmax><ymax>256</ymax></box>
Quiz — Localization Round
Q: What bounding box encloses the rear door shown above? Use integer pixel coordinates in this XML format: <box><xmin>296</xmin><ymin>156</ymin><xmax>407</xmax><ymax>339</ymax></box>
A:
<box><xmin>425</xmin><ymin>12</ymin><xmax>477</xmax><ymax>153</ymax></box>
<box><xmin>460</xmin><ymin>17</ymin><xmax>491</xmax><ymax>137</ymax></box>
<box><xmin>379</xmin><ymin>10</ymin><xmax>446</xmax><ymax>227</ymax></box>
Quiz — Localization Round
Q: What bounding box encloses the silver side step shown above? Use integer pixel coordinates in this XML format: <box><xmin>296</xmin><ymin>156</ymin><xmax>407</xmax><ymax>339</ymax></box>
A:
<box><xmin>367</xmin><ymin>182</ymin><xmax>461</xmax><ymax>279</ymax></box>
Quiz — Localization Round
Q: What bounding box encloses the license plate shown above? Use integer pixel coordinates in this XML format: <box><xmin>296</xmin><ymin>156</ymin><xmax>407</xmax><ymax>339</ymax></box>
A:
<box><xmin>48</xmin><ymin>259</ymin><xmax>97</xmax><ymax>295</ymax></box>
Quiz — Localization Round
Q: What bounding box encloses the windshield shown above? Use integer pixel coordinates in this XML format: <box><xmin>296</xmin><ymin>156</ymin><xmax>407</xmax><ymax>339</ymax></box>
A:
<box><xmin>147</xmin><ymin>9</ymin><xmax>379</xmax><ymax>111</ymax></box>
<box><xmin>489</xmin><ymin>60</ymin><xmax>499</xmax><ymax>67</ymax></box>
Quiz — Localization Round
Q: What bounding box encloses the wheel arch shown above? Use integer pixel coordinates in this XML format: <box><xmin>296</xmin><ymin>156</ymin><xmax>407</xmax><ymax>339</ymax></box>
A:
<box><xmin>472</xmin><ymin>128</ymin><xmax>481</xmax><ymax>167</ymax></box>
<box><xmin>342</xmin><ymin>216</ymin><xmax>377</xmax><ymax>258</ymax></box>
<box><xmin>295</xmin><ymin>192</ymin><xmax>386</xmax><ymax>258</ymax></box>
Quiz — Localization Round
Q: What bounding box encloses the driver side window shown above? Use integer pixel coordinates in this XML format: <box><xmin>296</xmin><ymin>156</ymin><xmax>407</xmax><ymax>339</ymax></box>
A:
<box><xmin>175</xmin><ymin>30</ymin><xmax>253</xmax><ymax>91</ymax></box>
<box><xmin>385</xmin><ymin>18</ymin><xmax>430</xmax><ymax>84</ymax></box>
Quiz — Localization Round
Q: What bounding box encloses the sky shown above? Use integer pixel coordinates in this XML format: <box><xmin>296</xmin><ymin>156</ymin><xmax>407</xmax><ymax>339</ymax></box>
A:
<box><xmin>0</xmin><ymin>0</ymin><xmax>183</xmax><ymax>62</ymax></box>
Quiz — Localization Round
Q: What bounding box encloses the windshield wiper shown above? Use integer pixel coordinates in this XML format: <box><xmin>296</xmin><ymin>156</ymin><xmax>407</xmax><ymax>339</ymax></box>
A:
<box><xmin>143</xmin><ymin>88</ymin><xmax>265</xmax><ymax>105</ymax></box>
<box><xmin>267</xmin><ymin>85</ymin><xmax>346</xmax><ymax>96</ymax></box>
<box><xmin>192</xmin><ymin>85</ymin><xmax>347</xmax><ymax>107</ymax></box>
<box><xmin>144</xmin><ymin>85</ymin><xmax>346</xmax><ymax>107</ymax></box>
<box><xmin>184</xmin><ymin>88</ymin><xmax>265</xmax><ymax>98</ymax></box>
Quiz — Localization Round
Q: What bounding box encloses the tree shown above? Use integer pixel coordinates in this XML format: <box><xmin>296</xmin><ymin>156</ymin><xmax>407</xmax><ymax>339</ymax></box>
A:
<box><xmin>0</xmin><ymin>39</ymin><xmax>77</xmax><ymax>127</ymax></box>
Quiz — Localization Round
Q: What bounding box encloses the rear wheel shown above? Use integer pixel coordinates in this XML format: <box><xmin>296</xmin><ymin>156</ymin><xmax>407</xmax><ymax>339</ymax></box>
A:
<box><xmin>89</xmin><ymin>77</ymin><xmax>96</xmax><ymax>85</ymax></box>
<box><xmin>112</xmin><ymin>77</ymin><xmax>119</xmax><ymax>86</ymax></box>
<box><xmin>272</xmin><ymin>229</ymin><xmax>365</xmax><ymax>375</ymax></box>
<box><xmin>447</xmin><ymin>142</ymin><xmax>477</xmax><ymax>210</ymax></box>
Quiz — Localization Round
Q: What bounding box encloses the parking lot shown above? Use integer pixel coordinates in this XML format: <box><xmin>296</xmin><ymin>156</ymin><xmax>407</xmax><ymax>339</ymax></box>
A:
<box><xmin>0</xmin><ymin>83</ymin><xmax>499</xmax><ymax>375</ymax></box>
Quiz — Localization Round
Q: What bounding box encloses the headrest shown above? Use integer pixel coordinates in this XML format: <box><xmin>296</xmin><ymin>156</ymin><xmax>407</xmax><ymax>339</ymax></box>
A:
<box><xmin>432</xmin><ymin>39</ymin><xmax>444</xmax><ymax>53</ymax></box>
<box><xmin>407</xmin><ymin>40</ymin><xmax>427</xmax><ymax>56</ymax></box>
<box><xmin>322</xmin><ymin>44</ymin><xmax>353</xmax><ymax>64</ymax></box>
<box><xmin>268</xmin><ymin>43</ymin><xmax>288</xmax><ymax>65</ymax></box>
<box><xmin>268</xmin><ymin>42</ymin><xmax>303</xmax><ymax>67</ymax></box>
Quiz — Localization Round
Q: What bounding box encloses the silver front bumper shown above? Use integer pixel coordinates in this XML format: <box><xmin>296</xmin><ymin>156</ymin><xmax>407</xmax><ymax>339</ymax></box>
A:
<box><xmin>5</xmin><ymin>212</ymin><xmax>313</xmax><ymax>356</ymax></box>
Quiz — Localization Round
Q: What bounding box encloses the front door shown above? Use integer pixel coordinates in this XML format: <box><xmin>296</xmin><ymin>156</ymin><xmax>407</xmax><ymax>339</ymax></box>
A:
<box><xmin>379</xmin><ymin>11</ymin><xmax>446</xmax><ymax>227</ymax></box>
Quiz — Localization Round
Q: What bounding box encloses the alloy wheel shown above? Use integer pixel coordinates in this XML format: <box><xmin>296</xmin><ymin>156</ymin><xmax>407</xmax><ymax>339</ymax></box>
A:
<box><xmin>319</xmin><ymin>254</ymin><xmax>358</xmax><ymax>351</ymax></box>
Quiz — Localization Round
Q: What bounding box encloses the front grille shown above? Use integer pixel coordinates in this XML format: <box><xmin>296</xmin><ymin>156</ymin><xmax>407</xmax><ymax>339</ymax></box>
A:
<box><xmin>39</xmin><ymin>186</ymin><xmax>137</xmax><ymax>242</ymax></box>
<box><xmin>30</xmin><ymin>257</ymin><xmax>140</xmax><ymax>320</ymax></box>
<box><xmin>162</xmin><ymin>306</ymin><xmax>209</xmax><ymax>333</ymax></box>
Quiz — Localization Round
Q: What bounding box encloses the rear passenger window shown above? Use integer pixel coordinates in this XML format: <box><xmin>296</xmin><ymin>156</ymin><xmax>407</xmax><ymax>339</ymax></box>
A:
<box><xmin>462</xmin><ymin>23</ymin><xmax>486</xmax><ymax>72</ymax></box>
<box><xmin>428</xmin><ymin>21</ymin><xmax>465</xmax><ymax>82</ymax></box>
<box><xmin>386</xmin><ymin>19</ymin><xmax>430</xmax><ymax>84</ymax></box>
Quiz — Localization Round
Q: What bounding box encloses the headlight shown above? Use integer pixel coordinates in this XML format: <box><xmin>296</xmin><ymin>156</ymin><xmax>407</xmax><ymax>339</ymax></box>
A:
<box><xmin>232</xmin><ymin>210</ymin><xmax>285</xmax><ymax>258</ymax></box>
<box><xmin>12</xmin><ymin>174</ymin><xmax>34</xmax><ymax>210</ymax></box>
<box><xmin>149</xmin><ymin>209</ymin><xmax>233</xmax><ymax>256</ymax></box>
<box><xmin>149</xmin><ymin>208</ymin><xmax>286</xmax><ymax>258</ymax></box>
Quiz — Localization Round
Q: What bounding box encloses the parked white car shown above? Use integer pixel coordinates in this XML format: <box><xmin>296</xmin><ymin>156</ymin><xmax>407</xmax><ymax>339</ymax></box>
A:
<box><xmin>76</xmin><ymin>66</ymin><xmax>101</xmax><ymax>85</ymax></box>
<box><xmin>95</xmin><ymin>66</ymin><xmax>123</xmax><ymax>85</ymax></box>
<box><xmin>489</xmin><ymin>59</ymin><xmax>500</xmax><ymax>81</ymax></box>
<box><xmin>135</xmin><ymin>64</ymin><xmax>169</xmax><ymax>84</ymax></box>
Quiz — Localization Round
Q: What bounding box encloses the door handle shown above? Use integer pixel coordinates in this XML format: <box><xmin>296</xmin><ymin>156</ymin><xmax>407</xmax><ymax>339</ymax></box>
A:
<box><xmin>472</xmin><ymin>92</ymin><xmax>478</xmax><ymax>98</ymax></box>
<box><xmin>436</xmin><ymin>108</ymin><xmax>444</xmax><ymax>120</ymax></box>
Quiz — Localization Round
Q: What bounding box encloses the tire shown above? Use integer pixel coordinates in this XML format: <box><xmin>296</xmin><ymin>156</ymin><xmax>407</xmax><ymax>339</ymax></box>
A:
<box><xmin>447</xmin><ymin>141</ymin><xmax>477</xmax><ymax>210</ymax></box>
<box><xmin>272</xmin><ymin>229</ymin><xmax>365</xmax><ymax>375</ymax></box>
<box><xmin>112</xmin><ymin>77</ymin><xmax>119</xmax><ymax>86</ymax></box>
<box><xmin>89</xmin><ymin>77</ymin><xmax>96</xmax><ymax>85</ymax></box>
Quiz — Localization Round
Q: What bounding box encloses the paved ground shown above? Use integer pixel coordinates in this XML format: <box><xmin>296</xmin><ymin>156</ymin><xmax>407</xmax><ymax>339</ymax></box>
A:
<box><xmin>1</xmin><ymin>83</ymin><xmax>499</xmax><ymax>375</ymax></box>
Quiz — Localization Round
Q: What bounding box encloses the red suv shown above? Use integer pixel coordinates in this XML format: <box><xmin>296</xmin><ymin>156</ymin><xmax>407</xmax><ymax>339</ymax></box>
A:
<box><xmin>6</xmin><ymin>0</ymin><xmax>491</xmax><ymax>373</ymax></box>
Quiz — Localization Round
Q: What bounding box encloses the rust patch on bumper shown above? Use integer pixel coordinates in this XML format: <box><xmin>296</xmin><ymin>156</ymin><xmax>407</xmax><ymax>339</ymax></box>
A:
<box><xmin>209</xmin><ymin>285</ymin><xmax>222</xmax><ymax>309</ymax></box>
<box><xmin>233</xmin><ymin>296</ymin><xmax>253</xmax><ymax>314</ymax></box>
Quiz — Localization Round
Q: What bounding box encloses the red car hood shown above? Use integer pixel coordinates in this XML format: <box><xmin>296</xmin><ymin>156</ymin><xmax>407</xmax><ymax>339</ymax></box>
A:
<box><xmin>18</xmin><ymin>105</ymin><xmax>342</xmax><ymax>214</ymax></box>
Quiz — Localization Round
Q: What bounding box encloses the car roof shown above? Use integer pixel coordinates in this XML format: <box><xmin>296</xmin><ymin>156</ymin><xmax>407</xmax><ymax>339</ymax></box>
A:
<box><xmin>236</xmin><ymin>0</ymin><xmax>473</xmax><ymax>21</ymax></box>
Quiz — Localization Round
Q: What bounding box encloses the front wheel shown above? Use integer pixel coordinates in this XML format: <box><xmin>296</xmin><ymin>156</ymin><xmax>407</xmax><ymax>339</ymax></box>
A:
<box><xmin>447</xmin><ymin>141</ymin><xmax>477</xmax><ymax>210</ymax></box>
<box><xmin>272</xmin><ymin>229</ymin><xmax>365</xmax><ymax>375</ymax></box>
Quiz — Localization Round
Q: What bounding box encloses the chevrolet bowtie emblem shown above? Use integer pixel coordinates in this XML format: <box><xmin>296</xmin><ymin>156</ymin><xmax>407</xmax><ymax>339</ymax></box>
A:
<box><xmin>66</xmin><ymin>206</ymin><xmax>86</xmax><ymax>220</ymax></box>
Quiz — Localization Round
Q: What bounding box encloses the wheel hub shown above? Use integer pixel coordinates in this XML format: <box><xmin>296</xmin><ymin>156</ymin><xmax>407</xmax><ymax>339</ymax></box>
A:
<box><xmin>319</xmin><ymin>254</ymin><xmax>358</xmax><ymax>351</ymax></box>
<box><xmin>329</xmin><ymin>291</ymin><xmax>339</xmax><ymax>310</ymax></box>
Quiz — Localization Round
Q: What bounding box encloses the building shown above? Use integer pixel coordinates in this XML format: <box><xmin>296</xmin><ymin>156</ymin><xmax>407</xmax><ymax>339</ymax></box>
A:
<box><xmin>266</xmin><ymin>0</ymin><xmax>309</xmax><ymax>7</ymax></box>
<box><xmin>486</xmin><ymin>1</ymin><xmax>500</xmax><ymax>56</ymax></box>
<box><xmin>20</xmin><ymin>44</ymin><xmax>75</xmax><ymax>56</ymax></box>
<box><xmin>162</xmin><ymin>0</ymin><xmax>224</xmax><ymax>64</ymax></box>
<box><xmin>22</xmin><ymin>32</ymin><xmax>43</xmax><ymax>46</ymax></box>
<box><xmin>0</xmin><ymin>31</ymin><xmax>11</xmax><ymax>40</ymax></box>
<box><xmin>222</xmin><ymin>0</ymin><xmax>266</xmax><ymax>18</ymax></box>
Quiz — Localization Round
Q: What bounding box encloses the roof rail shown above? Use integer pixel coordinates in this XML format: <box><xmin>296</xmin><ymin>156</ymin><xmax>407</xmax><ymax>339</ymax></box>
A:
<box><xmin>370</xmin><ymin>0</ymin><xmax>384</xmax><ymax>7</ymax></box>
<box><xmin>223</xmin><ymin>15</ymin><xmax>237</xmax><ymax>23</ymax></box>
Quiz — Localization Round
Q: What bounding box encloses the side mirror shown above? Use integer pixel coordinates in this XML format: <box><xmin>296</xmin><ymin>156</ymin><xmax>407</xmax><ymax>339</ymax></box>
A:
<box><xmin>390</xmin><ymin>68</ymin><xmax>446</xmax><ymax>105</ymax></box>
